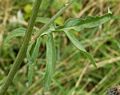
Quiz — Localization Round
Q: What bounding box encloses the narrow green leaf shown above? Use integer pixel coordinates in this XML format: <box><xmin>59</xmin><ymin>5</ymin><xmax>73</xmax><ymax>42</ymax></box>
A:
<box><xmin>44</xmin><ymin>33</ymin><xmax>56</xmax><ymax>90</ymax></box>
<box><xmin>64</xmin><ymin>30</ymin><xmax>96</xmax><ymax>67</ymax></box>
<box><xmin>60</xmin><ymin>12</ymin><xmax>112</xmax><ymax>32</ymax></box>
<box><xmin>31</xmin><ymin>37</ymin><xmax>41</xmax><ymax>60</ymax></box>
<box><xmin>4</xmin><ymin>27</ymin><xmax>26</xmax><ymax>44</ymax></box>
<box><xmin>27</xmin><ymin>37</ymin><xmax>41</xmax><ymax>85</ymax></box>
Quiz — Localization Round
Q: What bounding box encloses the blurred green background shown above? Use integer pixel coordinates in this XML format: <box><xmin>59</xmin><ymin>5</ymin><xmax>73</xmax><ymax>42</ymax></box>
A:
<box><xmin>0</xmin><ymin>0</ymin><xmax>120</xmax><ymax>95</ymax></box>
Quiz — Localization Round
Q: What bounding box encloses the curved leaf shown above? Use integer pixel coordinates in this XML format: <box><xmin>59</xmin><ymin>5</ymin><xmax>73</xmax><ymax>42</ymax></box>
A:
<box><xmin>64</xmin><ymin>30</ymin><xmax>96</xmax><ymax>67</ymax></box>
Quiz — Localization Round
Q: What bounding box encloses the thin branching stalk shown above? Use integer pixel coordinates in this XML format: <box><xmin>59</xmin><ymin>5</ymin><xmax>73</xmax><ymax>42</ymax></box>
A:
<box><xmin>33</xmin><ymin>0</ymin><xmax>74</xmax><ymax>41</ymax></box>
<box><xmin>0</xmin><ymin>0</ymin><xmax>42</xmax><ymax>94</ymax></box>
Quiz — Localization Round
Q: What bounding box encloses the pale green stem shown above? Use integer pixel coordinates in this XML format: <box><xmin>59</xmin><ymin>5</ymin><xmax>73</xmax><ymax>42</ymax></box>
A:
<box><xmin>33</xmin><ymin>0</ymin><xmax>74</xmax><ymax>41</ymax></box>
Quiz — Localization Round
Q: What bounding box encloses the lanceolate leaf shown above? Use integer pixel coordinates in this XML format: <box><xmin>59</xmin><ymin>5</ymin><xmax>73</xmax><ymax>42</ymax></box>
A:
<box><xmin>59</xmin><ymin>12</ymin><xmax>112</xmax><ymax>32</ymax></box>
<box><xmin>27</xmin><ymin>37</ymin><xmax>41</xmax><ymax>85</ymax></box>
<box><xmin>59</xmin><ymin>12</ymin><xmax>112</xmax><ymax>67</ymax></box>
<box><xmin>4</xmin><ymin>27</ymin><xmax>26</xmax><ymax>44</ymax></box>
<box><xmin>64</xmin><ymin>30</ymin><xmax>96</xmax><ymax>67</ymax></box>
<box><xmin>44</xmin><ymin>33</ymin><xmax>56</xmax><ymax>90</ymax></box>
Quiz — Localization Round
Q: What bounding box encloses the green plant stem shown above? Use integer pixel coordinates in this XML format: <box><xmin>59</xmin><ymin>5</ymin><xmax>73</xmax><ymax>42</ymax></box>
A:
<box><xmin>22</xmin><ymin>1</ymin><xmax>76</xmax><ymax>95</ymax></box>
<box><xmin>33</xmin><ymin>0</ymin><xmax>73</xmax><ymax>41</ymax></box>
<box><xmin>0</xmin><ymin>0</ymin><xmax>42</xmax><ymax>94</ymax></box>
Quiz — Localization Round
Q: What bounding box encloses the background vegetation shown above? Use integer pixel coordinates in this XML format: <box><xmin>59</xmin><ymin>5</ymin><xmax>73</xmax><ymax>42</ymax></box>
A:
<box><xmin>0</xmin><ymin>0</ymin><xmax>120</xmax><ymax>95</ymax></box>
